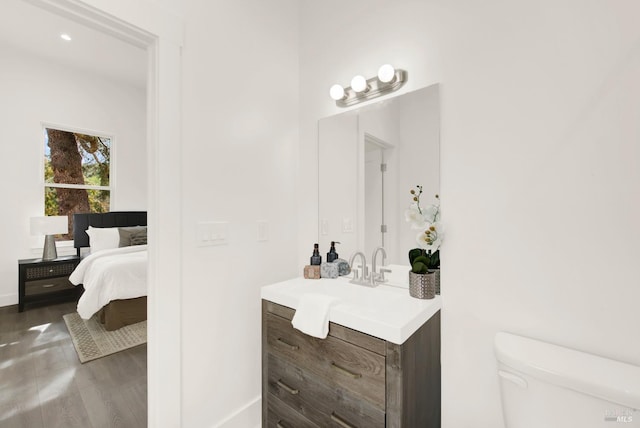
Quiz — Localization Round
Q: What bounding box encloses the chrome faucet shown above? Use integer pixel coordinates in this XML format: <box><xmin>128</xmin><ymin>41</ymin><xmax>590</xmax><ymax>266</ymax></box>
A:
<box><xmin>348</xmin><ymin>251</ymin><xmax>370</xmax><ymax>285</ymax></box>
<box><xmin>371</xmin><ymin>246</ymin><xmax>392</xmax><ymax>286</ymax></box>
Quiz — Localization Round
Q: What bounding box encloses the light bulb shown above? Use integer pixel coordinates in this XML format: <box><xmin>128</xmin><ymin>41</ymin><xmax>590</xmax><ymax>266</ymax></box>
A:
<box><xmin>60</xmin><ymin>33</ymin><xmax>72</xmax><ymax>41</ymax></box>
<box><xmin>377</xmin><ymin>64</ymin><xmax>395</xmax><ymax>83</ymax></box>
<box><xmin>351</xmin><ymin>75</ymin><xmax>368</xmax><ymax>93</ymax></box>
<box><xmin>329</xmin><ymin>84</ymin><xmax>345</xmax><ymax>100</ymax></box>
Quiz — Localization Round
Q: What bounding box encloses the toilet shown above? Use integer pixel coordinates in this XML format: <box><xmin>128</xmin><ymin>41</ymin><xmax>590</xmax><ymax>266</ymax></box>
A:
<box><xmin>494</xmin><ymin>332</ymin><xmax>640</xmax><ymax>428</ymax></box>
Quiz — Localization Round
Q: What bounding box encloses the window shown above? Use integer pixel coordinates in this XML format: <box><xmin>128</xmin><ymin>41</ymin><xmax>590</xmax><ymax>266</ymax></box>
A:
<box><xmin>44</xmin><ymin>126</ymin><xmax>111</xmax><ymax>239</ymax></box>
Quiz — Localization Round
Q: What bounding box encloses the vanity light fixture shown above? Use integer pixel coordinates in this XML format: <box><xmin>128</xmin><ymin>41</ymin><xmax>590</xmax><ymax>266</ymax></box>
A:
<box><xmin>329</xmin><ymin>64</ymin><xmax>407</xmax><ymax>107</ymax></box>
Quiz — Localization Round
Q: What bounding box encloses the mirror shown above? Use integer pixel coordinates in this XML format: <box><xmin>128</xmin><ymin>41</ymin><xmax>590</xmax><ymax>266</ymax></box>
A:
<box><xmin>318</xmin><ymin>84</ymin><xmax>440</xmax><ymax>265</ymax></box>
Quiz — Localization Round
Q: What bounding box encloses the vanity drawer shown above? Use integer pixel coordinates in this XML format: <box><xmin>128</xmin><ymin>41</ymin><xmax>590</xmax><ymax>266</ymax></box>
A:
<box><xmin>268</xmin><ymin>353</ymin><xmax>385</xmax><ymax>428</ymax></box>
<box><xmin>264</xmin><ymin>301</ymin><xmax>386</xmax><ymax>355</ymax></box>
<box><xmin>267</xmin><ymin>393</ymin><xmax>319</xmax><ymax>428</ymax></box>
<box><xmin>265</xmin><ymin>312</ymin><xmax>386</xmax><ymax>409</ymax></box>
<box><xmin>25</xmin><ymin>277</ymin><xmax>75</xmax><ymax>296</ymax></box>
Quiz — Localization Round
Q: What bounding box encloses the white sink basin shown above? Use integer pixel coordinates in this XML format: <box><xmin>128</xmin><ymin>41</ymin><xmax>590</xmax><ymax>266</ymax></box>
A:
<box><xmin>261</xmin><ymin>274</ymin><xmax>441</xmax><ymax>344</ymax></box>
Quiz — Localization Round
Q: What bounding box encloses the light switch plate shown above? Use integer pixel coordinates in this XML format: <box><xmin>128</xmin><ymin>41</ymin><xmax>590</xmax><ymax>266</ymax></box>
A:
<box><xmin>342</xmin><ymin>217</ymin><xmax>354</xmax><ymax>233</ymax></box>
<box><xmin>321</xmin><ymin>218</ymin><xmax>329</xmax><ymax>235</ymax></box>
<box><xmin>197</xmin><ymin>221</ymin><xmax>229</xmax><ymax>246</ymax></box>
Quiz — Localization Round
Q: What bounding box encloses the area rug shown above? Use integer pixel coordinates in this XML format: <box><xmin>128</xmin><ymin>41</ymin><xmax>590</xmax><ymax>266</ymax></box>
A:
<box><xmin>63</xmin><ymin>312</ymin><xmax>146</xmax><ymax>363</ymax></box>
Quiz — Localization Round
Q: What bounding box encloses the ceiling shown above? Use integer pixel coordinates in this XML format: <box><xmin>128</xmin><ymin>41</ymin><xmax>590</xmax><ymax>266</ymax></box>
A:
<box><xmin>0</xmin><ymin>0</ymin><xmax>147</xmax><ymax>90</ymax></box>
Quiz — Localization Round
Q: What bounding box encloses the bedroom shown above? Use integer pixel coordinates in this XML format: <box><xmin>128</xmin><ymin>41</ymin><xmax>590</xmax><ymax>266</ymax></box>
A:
<box><xmin>2</xmin><ymin>1</ymin><xmax>640</xmax><ymax>428</ymax></box>
<box><xmin>0</xmin><ymin>0</ymin><xmax>149</xmax><ymax>425</ymax></box>
<box><xmin>0</xmin><ymin>2</ymin><xmax>148</xmax><ymax>306</ymax></box>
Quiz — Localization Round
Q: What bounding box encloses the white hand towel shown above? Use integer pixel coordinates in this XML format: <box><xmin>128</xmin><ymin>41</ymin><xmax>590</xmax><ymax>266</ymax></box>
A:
<box><xmin>291</xmin><ymin>293</ymin><xmax>339</xmax><ymax>339</ymax></box>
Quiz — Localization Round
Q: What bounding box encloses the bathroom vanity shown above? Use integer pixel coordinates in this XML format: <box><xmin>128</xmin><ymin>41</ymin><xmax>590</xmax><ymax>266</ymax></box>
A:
<box><xmin>261</xmin><ymin>277</ymin><xmax>441</xmax><ymax>427</ymax></box>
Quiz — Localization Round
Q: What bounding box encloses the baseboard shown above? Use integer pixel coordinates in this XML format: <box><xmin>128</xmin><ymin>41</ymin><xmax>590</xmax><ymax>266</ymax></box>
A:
<box><xmin>0</xmin><ymin>293</ymin><xmax>17</xmax><ymax>308</ymax></box>
<box><xmin>212</xmin><ymin>396</ymin><xmax>261</xmax><ymax>428</ymax></box>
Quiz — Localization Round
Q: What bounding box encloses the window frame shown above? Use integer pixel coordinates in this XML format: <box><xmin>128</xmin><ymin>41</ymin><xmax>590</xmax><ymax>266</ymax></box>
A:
<box><xmin>41</xmin><ymin>122</ymin><xmax>116</xmax><ymax>238</ymax></box>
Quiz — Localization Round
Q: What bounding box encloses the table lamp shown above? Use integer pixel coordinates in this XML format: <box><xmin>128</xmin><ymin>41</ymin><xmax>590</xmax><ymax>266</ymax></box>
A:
<box><xmin>30</xmin><ymin>216</ymin><xmax>68</xmax><ymax>260</ymax></box>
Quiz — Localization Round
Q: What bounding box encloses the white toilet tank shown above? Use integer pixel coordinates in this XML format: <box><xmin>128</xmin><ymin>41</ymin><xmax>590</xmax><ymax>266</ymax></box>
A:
<box><xmin>494</xmin><ymin>332</ymin><xmax>640</xmax><ymax>428</ymax></box>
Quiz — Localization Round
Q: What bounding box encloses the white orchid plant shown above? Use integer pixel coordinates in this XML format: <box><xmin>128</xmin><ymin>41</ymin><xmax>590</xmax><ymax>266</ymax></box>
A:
<box><xmin>405</xmin><ymin>185</ymin><xmax>442</xmax><ymax>272</ymax></box>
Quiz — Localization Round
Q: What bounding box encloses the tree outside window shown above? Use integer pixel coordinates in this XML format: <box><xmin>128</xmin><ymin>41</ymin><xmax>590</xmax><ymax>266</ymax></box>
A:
<box><xmin>44</xmin><ymin>127</ymin><xmax>111</xmax><ymax>240</ymax></box>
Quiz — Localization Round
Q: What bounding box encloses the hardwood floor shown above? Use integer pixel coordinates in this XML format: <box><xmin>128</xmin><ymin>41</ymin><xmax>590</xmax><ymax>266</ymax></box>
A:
<box><xmin>0</xmin><ymin>301</ymin><xmax>147</xmax><ymax>428</ymax></box>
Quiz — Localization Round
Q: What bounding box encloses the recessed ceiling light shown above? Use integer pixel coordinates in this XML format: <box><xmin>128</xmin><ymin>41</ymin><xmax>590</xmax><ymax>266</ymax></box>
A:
<box><xmin>60</xmin><ymin>34</ymin><xmax>72</xmax><ymax>41</ymax></box>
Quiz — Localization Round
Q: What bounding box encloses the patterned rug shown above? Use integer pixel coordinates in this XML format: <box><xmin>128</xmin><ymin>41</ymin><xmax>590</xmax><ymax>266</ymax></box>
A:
<box><xmin>63</xmin><ymin>312</ymin><xmax>147</xmax><ymax>363</ymax></box>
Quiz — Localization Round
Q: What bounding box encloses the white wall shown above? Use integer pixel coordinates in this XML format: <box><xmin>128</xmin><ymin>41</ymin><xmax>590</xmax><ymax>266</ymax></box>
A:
<box><xmin>299</xmin><ymin>1</ymin><xmax>640</xmax><ymax>427</ymax></box>
<box><xmin>178</xmin><ymin>1</ymin><xmax>299</xmax><ymax>426</ymax></box>
<box><xmin>0</xmin><ymin>41</ymin><xmax>146</xmax><ymax>307</ymax></box>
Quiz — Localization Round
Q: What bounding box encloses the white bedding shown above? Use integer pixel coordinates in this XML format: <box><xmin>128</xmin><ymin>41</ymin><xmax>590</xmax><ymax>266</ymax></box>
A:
<box><xmin>70</xmin><ymin>245</ymin><xmax>147</xmax><ymax>319</ymax></box>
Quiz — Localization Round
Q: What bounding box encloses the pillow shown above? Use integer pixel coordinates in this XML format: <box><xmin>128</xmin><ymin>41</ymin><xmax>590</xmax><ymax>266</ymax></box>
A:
<box><xmin>129</xmin><ymin>231</ymin><xmax>147</xmax><ymax>246</ymax></box>
<box><xmin>86</xmin><ymin>226</ymin><xmax>120</xmax><ymax>253</ymax></box>
<box><xmin>118</xmin><ymin>226</ymin><xmax>147</xmax><ymax>247</ymax></box>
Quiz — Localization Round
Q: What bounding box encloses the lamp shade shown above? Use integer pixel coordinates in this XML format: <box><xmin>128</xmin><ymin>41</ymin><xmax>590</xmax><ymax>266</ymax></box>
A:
<box><xmin>30</xmin><ymin>216</ymin><xmax>68</xmax><ymax>235</ymax></box>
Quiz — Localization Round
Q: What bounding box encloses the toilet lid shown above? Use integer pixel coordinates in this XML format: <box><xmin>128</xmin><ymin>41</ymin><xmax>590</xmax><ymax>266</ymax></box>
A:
<box><xmin>494</xmin><ymin>332</ymin><xmax>640</xmax><ymax>409</ymax></box>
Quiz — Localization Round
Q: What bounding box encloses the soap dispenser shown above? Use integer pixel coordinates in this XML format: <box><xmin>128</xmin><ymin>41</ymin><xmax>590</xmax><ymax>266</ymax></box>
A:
<box><xmin>326</xmin><ymin>241</ymin><xmax>340</xmax><ymax>263</ymax></box>
<box><xmin>304</xmin><ymin>243</ymin><xmax>322</xmax><ymax>279</ymax></box>
<box><xmin>310</xmin><ymin>243</ymin><xmax>322</xmax><ymax>265</ymax></box>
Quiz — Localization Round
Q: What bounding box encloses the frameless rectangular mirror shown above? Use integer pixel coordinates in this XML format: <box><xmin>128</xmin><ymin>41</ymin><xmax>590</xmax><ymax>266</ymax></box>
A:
<box><xmin>318</xmin><ymin>84</ymin><xmax>440</xmax><ymax>265</ymax></box>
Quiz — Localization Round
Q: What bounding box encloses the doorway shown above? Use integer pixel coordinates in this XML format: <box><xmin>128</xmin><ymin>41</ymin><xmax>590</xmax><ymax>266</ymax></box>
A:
<box><xmin>22</xmin><ymin>0</ymin><xmax>183</xmax><ymax>425</ymax></box>
<box><xmin>364</xmin><ymin>132</ymin><xmax>393</xmax><ymax>260</ymax></box>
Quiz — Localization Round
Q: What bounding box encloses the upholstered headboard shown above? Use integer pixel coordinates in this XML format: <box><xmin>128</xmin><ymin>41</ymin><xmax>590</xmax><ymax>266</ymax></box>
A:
<box><xmin>73</xmin><ymin>211</ymin><xmax>147</xmax><ymax>256</ymax></box>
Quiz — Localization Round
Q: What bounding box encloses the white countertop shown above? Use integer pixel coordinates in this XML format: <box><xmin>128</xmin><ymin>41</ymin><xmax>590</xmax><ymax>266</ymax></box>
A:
<box><xmin>261</xmin><ymin>273</ymin><xmax>441</xmax><ymax>345</ymax></box>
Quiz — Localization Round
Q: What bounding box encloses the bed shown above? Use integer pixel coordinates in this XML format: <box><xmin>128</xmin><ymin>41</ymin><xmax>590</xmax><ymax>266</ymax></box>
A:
<box><xmin>71</xmin><ymin>211</ymin><xmax>148</xmax><ymax>331</ymax></box>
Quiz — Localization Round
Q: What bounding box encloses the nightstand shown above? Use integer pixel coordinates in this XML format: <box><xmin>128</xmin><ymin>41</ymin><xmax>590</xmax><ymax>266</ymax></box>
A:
<box><xmin>18</xmin><ymin>256</ymin><xmax>82</xmax><ymax>312</ymax></box>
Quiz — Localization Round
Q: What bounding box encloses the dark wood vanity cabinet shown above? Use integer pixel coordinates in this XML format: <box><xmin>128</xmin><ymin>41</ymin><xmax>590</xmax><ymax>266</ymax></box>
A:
<box><xmin>262</xmin><ymin>300</ymin><xmax>441</xmax><ymax>428</ymax></box>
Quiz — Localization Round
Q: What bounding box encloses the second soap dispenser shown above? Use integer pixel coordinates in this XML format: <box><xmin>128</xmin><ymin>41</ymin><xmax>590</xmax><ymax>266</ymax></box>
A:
<box><xmin>326</xmin><ymin>241</ymin><xmax>340</xmax><ymax>263</ymax></box>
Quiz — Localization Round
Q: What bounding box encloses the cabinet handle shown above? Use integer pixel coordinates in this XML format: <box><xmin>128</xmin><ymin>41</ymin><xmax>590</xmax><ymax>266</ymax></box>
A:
<box><xmin>276</xmin><ymin>338</ymin><xmax>299</xmax><ymax>351</ymax></box>
<box><xmin>276</xmin><ymin>379</ymin><xmax>299</xmax><ymax>395</ymax></box>
<box><xmin>330</xmin><ymin>362</ymin><xmax>361</xmax><ymax>379</ymax></box>
<box><xmin>42</xmin><ymin>284</ymin><xmax>57</xmax><ymax>288</ymax></box>
<box><xmin>276</xmin><ymin>420</ymin><xmax>286</xmax><ymax>428</ymax></box>
<box><xmin>330</xmin><ymin>412</ymin><xmax>356</xmax><ymax>428</ymax></box>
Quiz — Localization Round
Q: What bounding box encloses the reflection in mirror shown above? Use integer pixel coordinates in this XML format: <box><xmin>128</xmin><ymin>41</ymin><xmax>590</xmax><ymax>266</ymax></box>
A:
<box><xmin>318</xmin><ymin>84</ymin><xmax>440</xmax><ymax>266</ymax></box>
